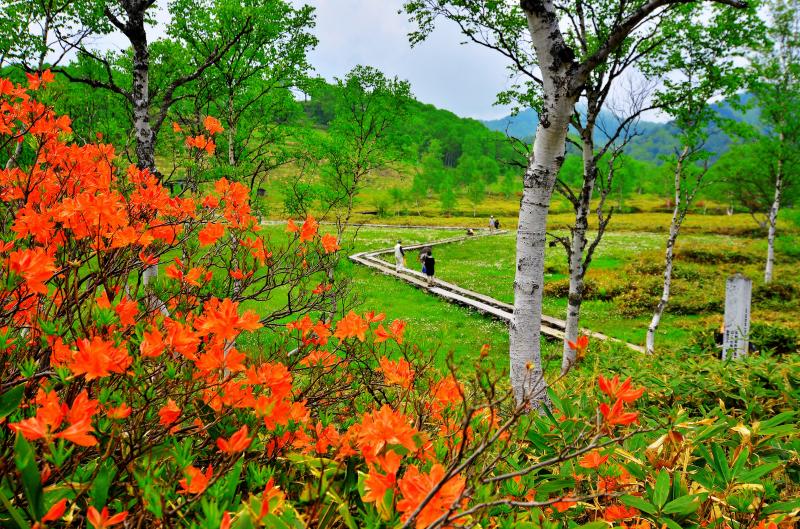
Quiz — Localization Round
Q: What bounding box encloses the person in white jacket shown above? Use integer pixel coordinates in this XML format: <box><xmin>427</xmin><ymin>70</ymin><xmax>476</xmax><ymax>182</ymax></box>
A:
<box><xmin>394</xmin><ymin>240</ymin><xmax>405</xmax><ymax>271</ymax></box>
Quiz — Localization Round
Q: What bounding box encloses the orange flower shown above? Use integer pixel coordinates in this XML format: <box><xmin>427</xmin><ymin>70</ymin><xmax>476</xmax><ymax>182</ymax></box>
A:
<box><xmin>321</xmin><ymin>233</ymin><xmax>339</xmax><ymax>253</ymax></box>
<box><xmin>396</xmin><ymin>464</ymin><xmax>465</xmax><ymax>529</ymax></box>
<box><xmin>217</xmin><ymin>425</ymin><xmax>252</xmax><ymax>454</ymax></box>
<box><xmin>374</xmin><ymin>324</ymin><xmax>391</xmax><ymax>343</ymax></box>
<box><xmin>40</xmin><ymin>498</ymin><xmax>67</xmax><ymax>523</ymax></box>
<box><xmin>364</xmin><ymin>452</ymin><xmax>403</xmax><ymax>504</ymax></box>
<box><xmin>356</xmin><ymin>405</ymin><xmax>419</xmax><ymax>462</ymax></box>
<box><xmin>578</xmin><ymin>450</ymin><xmax>609</xmax><ymax>469</ymax></box>
<box><xmin>551</xmin><ymin>496</ymin><xmax>577</xmax><ymax>512</ymax></box>
<box><xmin>158</xmin><ymin>399</ymin><xmax>181</xmax><ymax>428</ymax></box>
<box><xmin>67</xmin><ymin>336</ymin><xmax>132</xmax><ymax>380</ymax></box>
<box><xmin>598</xmin><ymin>374</ymin><xmax>644</xmax><ymax>403</ymax></box>
<box><xmin>204</xmin><ymin>116</ymin><xmax>224</xmax><ymax>135</ymax></box>
<box><xmin>286</xmin><ymin>219</ymin><xmax>299</xmax><ymax>233</ymax></box>
<box><xmin>106</xmin><ymin>403</ymin><xmax>132</xmax><ymax>420</ymax></box>
<box><xmin>194</xmin><ymin>298</ymin><xmax>262</xmax><ymax>342</ymax></box>
<box><xmin>198</xmin><ymin>222</ymin><xmax>225</xmax><ymax>246</ymax></box>
<box><xmin>179</xmin><ymin>465</ymin><xmax>213</xmax><ymax>494</ymax></box>
<box><xmin>334</xmin><ymin>311</ymin><xmax>369</xmax><ymax>342</ymax></box>
<box><xmin>172</xmin><ymin>121</ymin><xmax>182</xmax><ymax>132</ymax></box>
<box><xmin>87</xmin><ymin>506</ymin><xmax>127</xmax><ymax>529</ymax></box>
<box><xmin>567</xmin><ymin>334</ymin><xmax>589</xmax><ymax>355</ymax></box>
<box><xmin>389</xmin><ymin>319</ymin><xmax>406</xmax><ymax>344</ymax></box>
<box><xmin>8</xmin><ymin>247</ymin><xmax>56</xmax><ymax>294</ymax></box>
<box><xmin>139</xmin><ymin>327</ymin><xmax>165</xmax><ymax>358</ymax></box>
<box><xmin>300</xmin><ymin>215</ymin><xmax>318</xmax><ymax>242</ymax></box>
<box><xmin>378</xmin><ymin>357</ymin><xmax>414</xmax><ymax>389</ymax></box>
<box><xmin>604</xmin><ymin>504</ymin><xmax>640</xmax><ymax>521</ymax></box>
<box><xmin>114</xmin><ymin>297</ymin><xmax>138</xmax><ymax>326</ymax></box>
<box><xmin>600</xmin><ymin>398</ymin><xmax>639</xmax><ymax>426</ymax></box>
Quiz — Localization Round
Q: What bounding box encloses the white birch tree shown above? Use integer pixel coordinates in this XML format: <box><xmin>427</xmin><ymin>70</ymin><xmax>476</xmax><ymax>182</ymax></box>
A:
<box><xmin>403</xmin><ymin>0</ymin><xmax>753</xmax><ymax>408</ymax></box>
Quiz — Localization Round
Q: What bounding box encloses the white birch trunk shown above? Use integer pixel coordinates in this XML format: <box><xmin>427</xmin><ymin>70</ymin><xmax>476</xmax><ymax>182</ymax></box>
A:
<box><xmin>562</xmin><ymin>132</ymin><xmax>596</xmax><ymax>374</ymax></box>
<box><xmin>510</xmin><ymin>96</ymin><xmax>575</xmax><ymax>408</ymax></box>
<box><xmin>764</xmin><ymin>154</ymin><xmax>782</xmax><ymax>283</ymax></box>
<box><xmin>646</xmin><ymin>146</ymin><xmax>688</xmax><ymax>354</ymax></box>
<box><xmin>132</xmin><ymin>40</ymin><xmax>157</xmax><ymax>173</ymax></box>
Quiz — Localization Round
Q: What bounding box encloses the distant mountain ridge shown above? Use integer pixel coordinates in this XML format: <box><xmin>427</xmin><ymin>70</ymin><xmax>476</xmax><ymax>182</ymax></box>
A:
<box><xmin>481</xmin><ymin>95</ymin><xmax>760</xmax><ymax>164</ymax></box>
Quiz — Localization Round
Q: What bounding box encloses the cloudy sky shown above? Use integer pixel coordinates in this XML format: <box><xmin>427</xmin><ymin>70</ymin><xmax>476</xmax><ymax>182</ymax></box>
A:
<box><xmin>302</xmin><ymin>0</ymin><xmax>515</xmax><ymax>120</ymax></box>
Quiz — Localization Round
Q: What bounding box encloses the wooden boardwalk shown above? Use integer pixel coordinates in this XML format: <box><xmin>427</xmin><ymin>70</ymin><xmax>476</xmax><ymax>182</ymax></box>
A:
<box><xmin>350</xmin><ymin>230</ymin><xmax>645</xmax><ymax>353</ymax></box>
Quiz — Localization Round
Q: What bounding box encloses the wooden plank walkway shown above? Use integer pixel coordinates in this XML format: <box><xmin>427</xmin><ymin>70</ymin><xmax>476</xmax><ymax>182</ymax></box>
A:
<box><xmin>350</xmin><ymin>230</ymin><xmax>645</xmax><ymax>353</ymax></box>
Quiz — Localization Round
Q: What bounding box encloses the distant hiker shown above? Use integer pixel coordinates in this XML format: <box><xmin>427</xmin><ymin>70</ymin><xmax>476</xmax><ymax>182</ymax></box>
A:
<box><xmin>394</xmin><ymin>240</ymin><xmax>405</xmax><ymax>271</ymax></box>
<box><xmin>489</xmin><ymin>215</ymin><xmax>495</xmax><ymax>232</ymax></box>
<box><xmin>419</xmin><ymin>246</ymin><xmax>430</xmax><ymax>274</ymax></box>
<box><xmin>423</xmin><ymin>248</ymin><xmax>436</xmax><ymax>286</ymax></box>
<box><xmin>466</xmin><ymin>228</ymin><xmax>475</xmax><ymax>236</ymax></box>
<box><xmin>494</xmin><ymin>218</ymin><xmax>500</xmax><ymax>230</ymax></box>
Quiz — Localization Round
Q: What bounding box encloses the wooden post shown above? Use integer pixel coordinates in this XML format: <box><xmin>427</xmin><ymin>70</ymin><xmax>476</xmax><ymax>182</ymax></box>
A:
<box><xmin>722</xmin><ymin>274</ymin><xmax>752</xmax><ymax>360</ymax></box>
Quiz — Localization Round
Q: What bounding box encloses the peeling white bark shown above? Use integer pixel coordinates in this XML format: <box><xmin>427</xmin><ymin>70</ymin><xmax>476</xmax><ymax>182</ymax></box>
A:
<box><xmin>765</xmin><ymin>153</ymin><xmax>782</xmax><ymax>283</ymax></box>
<box><xmin>646</xmin><ymin>146</ymin><xmax>689</xmax><ymax>354</ymax></box>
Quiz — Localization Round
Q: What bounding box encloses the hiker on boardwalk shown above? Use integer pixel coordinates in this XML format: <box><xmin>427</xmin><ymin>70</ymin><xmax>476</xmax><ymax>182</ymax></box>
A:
<box><xmin>488</xmin><ymin>215</ymin><xmax>495</xmax><ymax>232</ymax></box>
<box><xmin>394</xmin><ymin>240</ymin><xmax>405</xmax><ymax>271</ymax></box>
<box><xmin>466</xmin><ymin>228</ymin><xmax>475</xmax><ymax>236</ymax></box>
<box><xmin>493</xmin><ymin>217</ymin><xmax>500</xmax><ymax>230</ymax></box>
<box><xmin>423</xmin><ymin>247</ymin><xmax>436</xmax><ymax>286</ymax></box>
<box><xmin>419</xmin><ymin>246</ymin><xmax>430</xmax><ymax>274</ymax></box>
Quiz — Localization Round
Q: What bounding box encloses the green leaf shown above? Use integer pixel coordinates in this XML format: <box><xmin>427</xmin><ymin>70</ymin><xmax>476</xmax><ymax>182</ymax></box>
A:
<box><xmin>537</xmin><ymin>478</ymin><xmax>575</xmax><ymax>494</ymax></box>
<box><xmin>653</xmin><ymin>470</ymin><xmax>671</xmax><ymax>509</ymax></box>
<box><xmin>738</xmin><ymin>462</ymin><xmax>780</xmax><ymax>483</ymax></box>
<box><xmin>0</xmin><ymin>384</ymin><xmax>25</xmax><ymax>419</ymax></box>
<box><xmin>663</xmin><ymin>494</ymin><xmax>705</xmax><ymax>516</ymax></box>
<box><xmin>14</xmin><ymin>433</ymin><xmax>44</xmax><ymax>520</ymax></box>
<box><xmin>658</xmin><ymin>517</ymin><xmax>684</xmax><ymax>529</ymax></box>
<box><xmin>730</xmin><ymin>446</ymin><xmax>749</xmax><ymax>480</ymax></box>
<box><xmin>711</xmin><ymin>443</ymin><xmax>731</xmax><ymax>484</ymax></box>
<box><xmin>621</xmin><ymin>494</ymin><xmax>657</xmax><ymax>515</ymax></box>
<box><xmin>763</xmin><ymin>498</ymin><xmax>800</xmax><ymax>514</ymax></box>
<box><xmin>0</xmin><ymin>486</ymin><xmax>31</xmax><ymax>529</ymax></box>
<box><xmin>575</xmin><ymin>523</ymin><xmax>609</xmax><ymax>529</ymax></box>
<box><xmin>90</xmin><ymin>459</ymin><xmax>117</xmax><ymax>509</ymax></box>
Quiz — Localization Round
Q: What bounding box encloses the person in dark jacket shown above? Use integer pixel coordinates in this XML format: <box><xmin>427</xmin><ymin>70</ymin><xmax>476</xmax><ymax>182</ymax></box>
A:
<box><xmin>423</xmin><ymin>248</ymin><xmax>436</xmax><ymax>286</ymax></box>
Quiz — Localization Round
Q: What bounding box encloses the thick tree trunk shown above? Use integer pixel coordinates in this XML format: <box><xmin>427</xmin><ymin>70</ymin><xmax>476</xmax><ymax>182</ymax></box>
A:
<box><xmin>510</xmin><ymin>96</ymin><xmax>574</xmax><ymax>408</ymax></box>
<box><xmin>765</xmin><ymin>155</ymin><xmax>782</xmax><ymax>283</ymax></box>
<box><xmin>646</xmin><ymin>146</ymin><xmax>688</xmax><ymax>354</ymax></box>
<box><xmin>562</xmin><ymin>131</ymin><xmax>597</xmax><ymax>374</ymax></box>
<box><xmin>132</xmin><ymin>40</ymin><xmax>156</xmax><ymax>173</ymax></box>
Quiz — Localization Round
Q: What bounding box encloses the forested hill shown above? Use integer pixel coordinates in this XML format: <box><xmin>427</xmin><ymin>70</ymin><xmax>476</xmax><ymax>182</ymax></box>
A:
<box><xmin>482</xmin><ymin>94</ymin><xmax>762</xmax><ymax>164</ymax></box>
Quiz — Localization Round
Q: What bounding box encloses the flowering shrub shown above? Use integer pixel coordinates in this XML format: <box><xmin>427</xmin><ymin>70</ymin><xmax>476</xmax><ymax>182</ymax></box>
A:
<box><xmin>0</xmin><ymin>75</ymin><xmax>797</xmax><ymax>529</ymax></box>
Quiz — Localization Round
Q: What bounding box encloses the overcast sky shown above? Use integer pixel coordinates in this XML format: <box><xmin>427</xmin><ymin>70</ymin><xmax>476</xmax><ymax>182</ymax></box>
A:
<box><xmin>301</xmin><ymin>0</ymin><xmax>515</xmax><ymax>120</ymax></box>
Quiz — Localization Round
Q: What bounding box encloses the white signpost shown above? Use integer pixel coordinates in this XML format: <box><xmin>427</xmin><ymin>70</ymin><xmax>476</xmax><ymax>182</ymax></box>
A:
<box><xmin>722</xmin><ymin>274</ymin><xmax>752</xmax><ymax>360</ymax></box>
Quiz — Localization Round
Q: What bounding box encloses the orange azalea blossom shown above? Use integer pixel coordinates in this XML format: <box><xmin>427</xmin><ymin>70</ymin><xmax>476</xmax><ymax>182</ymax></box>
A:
<box><xmin>8</xmin><ymin>247</ymin><xmax>56</xmax><ymax>294</ymax></box>
<box><xmin>334</xmin><ymin>311</ymin><xmax>369</xmax><ymax>342</ymax></box>
<box><xmin>363</xmin><ymin>451</ymin><xmax>403</xmax><ymax>504</ymax></box>
<box><xmin>194</xmin><ymin>297</ymin><xmax>262</xmax><ymax>342</ymax></box>
<box><xmin>39</xmin><ymin>498</ymin><xmax>68</xmax><ymax>525</ymax></box>
<box><xmin>114</xmin><ymin>296</ymin><xmax>138</xmax><ymax>326</ymax></box>
<box><xmin>217</xmin><ymin>425</ymin><xmax>252</xmax><ymax>454</ymax></box>
<box><xmin>313</xmin><ymin>421</ymin><xmax>341</xmax><ymax>454</ymax></box>
<box><xmin>60</xmin><ymin>336</ymin><xmax>132</xmax><ymax>380</ymax></box>
<box><xmin>604</xmin><ymin>504</ymin><xmax>640</xmax><ymax>521</ymax></box>
<box><xmin>198</xmin><ymin>222</ymin><xmax>225</xmax><ymax>246</ymax></box>
<box><xmin>312</xmin><ymin>282</ymin><xmax>332</xmax><ymax>295</ymax></box>
<box><xmin>106</xmin><ymin>403</ymin><xmax>132</xmax><ymax>420</ymax></box>
<box><xmin>567</xmin><ymin>334</ymin><xmax>589</xmax><ymax>354</ymax></box>
<box><xmin>286</xmin><ymin>218</ymin><xmax>300</xmax><ymax>233</ymax></box>
<box><xmin>203</xmin><ymin>115</ymin><xmax>224</xmax><ymax>135</ymax></box>
<box><xmin>86</xmin><ymin>506</ymin><xmax>127</xmax><ymax>529</ymax></box>
<box><xmin>550</xmin><ymin>496</ymin><xmax>577</xmax><ymax>513</ymax></box>
<box><xmin>374</xmin><ymin>324</ymin><xmax>391</xmax><ymax>343</ymax></box>
<box><xmin>378</xmin><ymin>357</ymin><xmax>414</xmax><ymax>389</ymax></box>
<box><xmin>356</xmin><ymin>405</ymin><xmax>420</xmax><ymax>462</ymax></box>
<box><xmin>598</xmin><ymin>374</ymin><xmax>644</xmax><ymax>403</ymax></box>
<box><xmin>299</xmin><ymin>215</ymin><xmax>318</xmax><ymax>241</ymax></box>
<box><xmin>9</xmin><ymin>389</ymin><xmax>99</xmax><ymax>446</ymax></box>
<box><xmin>179</xmin><ymin>465</ymin><xmax>213</xmax><ymax>494</ymax></box>
<box><xmin>220</xmin><ymin>512</ymin><xmax>232</xmax><ymax>529</ymax></box>
<box><xmin>389</xmin><ymin>319</ymin><xmax>406</xmax><ymax>344</ymax></box>
<box><xmin>578</xmin><ymin>450</ymin><xmax>609</xmax><ymax>469</ymax></box>
<box><xmin>321</xmin><ymin>233</ymin><xmax>339</xmax><ymax>253</ymax></box>
<box><xmin>755</xmin><ymin>521</ymin><xmax>778</xmax><ymax>529</ymax></box>
<box><xmin>172</xmin><ymin>121</ymin><xmax>182</xmax><ymax>132</ymax></box>
<box><xmin>396</xmin><ymin>464</ymin><xmax>466</xmax><ymax>529</ymax></box>
<box><xmin>139</xmin><ymin>327</ymin><xmax>166</xmax><ymax>357</ymax></box>
<box><xmin>300</xmin><ymin>349</ymin><xmax>338</xmax><ymax>368</ymax></box>
<box><xmin>286</xmin><ymin>315</ymin><xmax>313</xmax><ymax>336</ymax></box>
<box><xmin>364</xmin><ymin>311</ymin><xmax>385</xmax><ymax>323</ymax></box>
<box><xmin>158</xmin><ymin>399</ymin><xmax>181</xmax><ymax>428</ymax></box>
<box><xmin>600</xmin><ymin>398</ymin><xmax>639</xmax><ymax>426</ymax></box>
<box><xmin>258</xmin><ymin>478</ymin><xmax>286</xmax><ymax>519</ymax></box>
